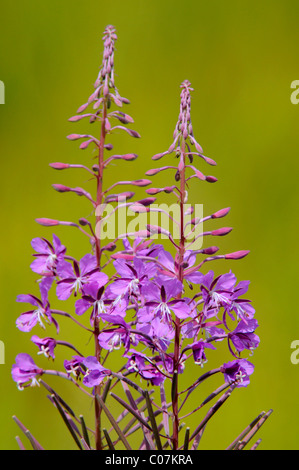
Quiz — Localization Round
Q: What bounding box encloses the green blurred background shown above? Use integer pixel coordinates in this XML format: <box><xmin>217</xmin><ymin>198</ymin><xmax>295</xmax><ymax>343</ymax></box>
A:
<box><xmin>0</xmin><ymin>0</ymin><xmax>299</xmax><ymax>450</ymax></box>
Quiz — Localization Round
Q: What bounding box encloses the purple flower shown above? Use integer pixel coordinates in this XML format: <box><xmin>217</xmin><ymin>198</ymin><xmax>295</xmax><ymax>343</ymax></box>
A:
<box><xmin>12</xmin><ymin>353</ymin><xmax>43</xmax><ymax>390</ymax></box>
<box><xmin>137</xmin><ymin>316</ymin><xmax>175</xmax><ymax>352</ymax></box>
<box><xmin>191</xmin><ymin>339</ymin><xmax>216</xmax><ymax>366</ymax></box>
<box><xmin>75</xmin><ymin>282</ymin><xmax>126</xmax><ymax>325</ymax></box>
<box><xmin>64</xmin><ymin>356</ymin><xmax>86</xmax><ymax>379</ymax></box>
<box><xmin>30</xmin><ymin>234</ymin><xmax>66</xmax><ymax>276</ymax></box>
<box><xmin>56</xmin><ymin>254</ymin><xmax>108</xmax><ymax>300</ymax></box>
<box><xmin>228</xmin><ymin>319</ymin><xmax>260</xmax><ymax>357</ymax></box>
<box><xmin>82</xmin><ymin>356</ymin><xmax>111</xmax><ymax>387</ymax></box>
<box><xmin>112</xmin><ymin>237</ymin><xmax>163</xmax><ymax>261</ymax></box>
<box><xmin>107</xmin><ymin>258</ymin><xmax>157</xmax><ymax>302</ymax></box>
<box><xmin>16</xmin><ymin>277</ymin><xmax>58</xmax><ymax>332</ymax></box>
<box><xmin>125</xmin><ymin>350</ymin><xmax>165</xmax><ymax>386</ymax></box>
<box><xmin>31</xmin><ymin>335</ymin><xmax>57</xmax><ymax>359</ymax></box>
<box><xmin>139</xmin><ymin>278</ymin><xmax>190</xmax><ymax>325</ymax></box>
<box><xmin>224</xmin><ymin>281</ymin><xmax>255</xmax><ymax>323</ymax></box>
<box><xmin>201</xmin><ymin>270</ymin><xmax>236</xmax><ymax>317</ymax></box>
<box><xmin>158</xmin><ymin>248</ymin><xmax>204</xmax><ymax>283</ymax></box>
<box><xmin>220</xmin><ymin>359</ymin><xmax>254</xmax><ymax>388</ymax></box>
<box><xmin>97</xmin><ymin>314</ymin><xmax>138</xmax><ymax>353</ymax></box>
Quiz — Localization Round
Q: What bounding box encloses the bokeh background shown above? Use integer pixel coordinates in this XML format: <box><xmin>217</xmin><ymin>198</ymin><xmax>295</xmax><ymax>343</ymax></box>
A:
<box><xmin>0</xmin><ymin>0</ymin><xmax>299</xmax><ymax>450</ymax></box>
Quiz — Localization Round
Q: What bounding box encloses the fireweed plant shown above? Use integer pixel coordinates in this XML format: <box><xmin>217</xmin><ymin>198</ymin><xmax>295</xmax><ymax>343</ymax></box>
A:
<box><xmin>12</xmin><ymin>25</ymin><xmax>272</xmax><ymax>451</ymax></box>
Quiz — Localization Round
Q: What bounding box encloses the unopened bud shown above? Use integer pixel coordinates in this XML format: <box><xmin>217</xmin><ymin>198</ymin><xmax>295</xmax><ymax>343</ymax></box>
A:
<box><xmin>52</xmin><ymin>184</ymin><xmax>71</xmax><ymax>193</ymax></box>
<box><xmin>212</xmin><ymin>207</ymin><xmax>231</xmax><ymax>219</ymax></box>
<box><xmin>202</xmin><ymin>246</ymin><xmax>219</xmax><ymax>254</ymax></box>
<box><xmin>211</xmin><ymin>227</ymin><xmax>233</xmax><ymax>236</ymax></box>
<box><xmin>36</xmin><ymin>218</ymin><xmax>59</xmax><ymax>226</ymax></box>
<box><xmin>79</xmin><ymin>218</ymin><xmax>90</xmax><ymax>226</ymax></box>
<box><xmin>49</xmin><ymin>162</ymin><xmax>70</xmax><ymax>170</ymax></box>
<box><xmin>205</xmin><ymin>175</ymin><xmax>218</xmax><ymax>183</ymax></box>
<box><xmin>104</xmin><ymin>144</ymin><xmax>113</xmax><ymax>150</ymax></box>
<box><xmin>225</xmin><ymin>250</ymin><xmax>250</xmax><ymax>260</ymax></box>
<box><xmin>137</xmin><ymin>197</ymin><xmax>156</xmax><ymax>207</ymax></box>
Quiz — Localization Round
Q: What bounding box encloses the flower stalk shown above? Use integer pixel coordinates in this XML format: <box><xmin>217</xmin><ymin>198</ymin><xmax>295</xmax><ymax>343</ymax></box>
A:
<box><xmin>11</xmin><ymin>26</ymin><xmax>271</xmax><ymax>452</ymax></box>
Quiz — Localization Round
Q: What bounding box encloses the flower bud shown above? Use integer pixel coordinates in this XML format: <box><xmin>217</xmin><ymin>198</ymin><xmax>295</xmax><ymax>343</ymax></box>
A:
<box><xmin>52</xmin><ymin>184</ymin><xmax>71</xmax><ymax>193</ymax></box>
<box><xmin>211</xmin><ymin>227</ymin><xmax>233</xmax><ymax>236</ymax></box>
<box><xmin>49</xmin><ymin>162</ymin><xmax>70</xmax><ymax>170</ymax></box>
<box><xmin>212</xmin><ymin>207</ymin><xmax>231</xmax><ymax>219</ymax></box>
<box><xmin>202</xmin><ymin>246</ymin><xmax>219</xmax><ymax>254</ymax></box>
<box><xmin>225</xmin><ymin>250</ymin><xmax>250</xmax><ymax>260</ymax></box>
<box><xmin>36</xmin><ymin>218</ymin><xmax>59</xmax><ymax>226</ymax></box>
<box><xmin>205</xmin><ymin>175</ymin><xmax>218</xmax><ymax>183</ymax></box>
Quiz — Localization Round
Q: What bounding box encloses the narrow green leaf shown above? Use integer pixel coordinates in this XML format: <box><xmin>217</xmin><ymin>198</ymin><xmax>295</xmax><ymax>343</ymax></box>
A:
<box><xmin>15</xmin><ymin>436</ymin><xmax>26</xmax><ymax>450</ymax></box>
<box><xmin>250</xmin><ymin>438</ymin><xmax>262</xmax><ymax>450</ymax></box>
<box><xmin>25</xmin><ymin>430</ymin><xmax>41</xmax><ymax>451</ymax></box>
<box><xmin>110</xmin><ymin>392</ymin><xmax>152</xmax><ymax>431</ymax></box>
<box><xmin>79</xmin><ymin>415</ymin><xmax>91</xmax><ymax>449</ymax></box>
<box><xmin>191</xmin><ymin>425</ymin><xmax>206</xmax><ymax>450</ymax></box>
<box><xmin>101</xmin><ymin>377</ymin><xmax>112</xmax><ymax>403</ymax></box>
<box><xmin>51</xmin><ymin>395</ymin><xmax>83</xmax><ymax>450</ymax></box>
<box><xmin>13</xmin><ymin>416</ymin><xmax>44</xmax><ymax>450</ymax></box>
<box><xmin>96</xmin><ymin>394</ymin><xmax>132</xmax><ymax>450</ymax></box>
<box><xmin>80</xmin><ymin>438</ymin><xmax>92</xmax><ymax>450</ymax></box>
<box><xmin>226</xmin><ymin>411</ymin><xmax>266</xmax><ymax>450</ymax></box>
<box><xmin>236</xmin><ymin>409</ymin><xmax>273</xmax><ymax>450</ymax></box>
<box><xmin>160</xmin><ymin>383</ymin><xmax>170</xmax><ymax>439</ymax></box>
<box><xmin>103</xmin><ymin>428</ymin><xmax>115</xmax><ymax>450</ymax></box>
<box><xmin>144</xmin><ymin>390</ymin><xmax>163</xmax><ymax>450</ymax></box>
<box><xmin>190</xmin><ymin>386</ymin><xmax>234</xmax><ymax>443</ymax></box>
<box><xmin>183</xmin><ymin>428</ymin><xmax>190</xmax><ymax>450</ymax></box>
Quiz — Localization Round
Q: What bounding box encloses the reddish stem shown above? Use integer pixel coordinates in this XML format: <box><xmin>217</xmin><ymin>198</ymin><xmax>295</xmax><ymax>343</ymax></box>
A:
<box><xmin>172</xmin><ymin>140</ymin><xmax>186</xmax><ymax>450</ymax></box>
<box><xmin>94</xmin><ymin>101</ymin><xmax>107</xmax><ymax>451</ymax></box>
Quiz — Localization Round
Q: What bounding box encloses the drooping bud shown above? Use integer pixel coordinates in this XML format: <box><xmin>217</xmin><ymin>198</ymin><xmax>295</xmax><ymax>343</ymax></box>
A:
<box><xmin>36</xmin><ymin>218</ymin><xmax>59</xmax><ymax>226</ymax></box>
<box><xmin>205</xmin><ymin>175</ymin><xmax>218</xmax><ymax>183</ymax></box>
<box><xmin>202</xmin><ymin>246</ymin><xmax>219</xmax><ymax>254</ymax></box>
<box><xmin>49</xmin><ymin>162</ymin><xmax>70</xmax><ymax>170</ymax></box>
<box><xmin>137</xmin><ymin>197</ymin><xmax>156</xmax><ymax>206</ymax></box>
<box><xmin>78</xmin><ymin>218</ymin><xmax>91</xmax><ymax>226</ymax></box>
<box><xmin>212</xmin><ymin>207</ymin><xmax>231</xmax><ymax>219</ymax></box>
<box><xmin>225</xmin><ymin>250</ymin><xmax>250</xmax><ymax>260</ymax></box>
<box><xmin>211</xmin><ymin>227</ymin><xmax>233</xmax><ymax>236</ymax></box>
<box><xmin>52</xmin><ymin>184</ymin><xmax>71</xmax><ymax>193</ymax></box>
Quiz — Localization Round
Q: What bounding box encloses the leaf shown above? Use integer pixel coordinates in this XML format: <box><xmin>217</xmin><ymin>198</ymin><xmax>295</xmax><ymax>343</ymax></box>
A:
<box><xmin>103</xmin><ymin>428</ymin><xmax>115</xmax><ymax>450</ymax></box>
<box><xmin>189</xmin><ymin>386</ymin><xmax>235</xmax><ymax>444</ymax></box>
<box><xmin>144</xmin><ymin>390</ymin><xmax>163</xmax><ymax>450</ymax></box>
<box><xmin>80</xmin><ymin>438</ymin><xmax>92</xmax><ymax>451</ymax></box>
<box><xmin>13</xmin><ymin>416</ymin><xmax>44</xmax><ymax>451</ymax></box>
<box><xmin>15</xmin><ymin>436</ymin><xmax>26</xmax><ymax>450</ymax></box>
<box><xmin>51</xmin><ymin>395</ymin><xmax>83</xmax><ymax>450</ymax></box>
<box><xmin>160</xmin><ymin>383</ymin><xmax>170</xmax><ymax>441</ymax></box>
<box><xmin>110</xmin><ymin>392</ymin><xmax>152</xmax><ymax>432</ymax></box>
<box><xmin>231</xmin><ymin>409</ymin><xmax>273</xmax><ymax>450</ymax></box>
<box><xmin>96</xmin><ymin>394</ymin><xmax>132</xmax><ymax>450</ymax></box>
<box><xmin>183</xmin><ymin>427</ymin><xmax>190</xmax><ymax>450</ymax></box>
<box><xmin>80</xmin><ymin>415</ymin><xmax>91</xmax><ymax>449</ymax></box>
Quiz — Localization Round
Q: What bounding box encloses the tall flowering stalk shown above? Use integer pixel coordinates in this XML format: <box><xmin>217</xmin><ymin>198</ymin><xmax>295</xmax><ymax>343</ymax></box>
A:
<box><xmin>12</xmin><ymin>26</ymin><xmax>271</xmax><ymax>451</ymax></box>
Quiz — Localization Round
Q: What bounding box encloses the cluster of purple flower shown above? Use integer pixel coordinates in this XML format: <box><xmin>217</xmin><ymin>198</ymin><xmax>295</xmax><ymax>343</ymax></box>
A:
<box><xmin>12</xmin><ymin>25</ymin><xmax>265</xmax><ymax>451</ymax></box>
<box><xmin>13</xmin><ymin>230</ymin><xmax>259</xmax><ymax>390</ymax></box>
